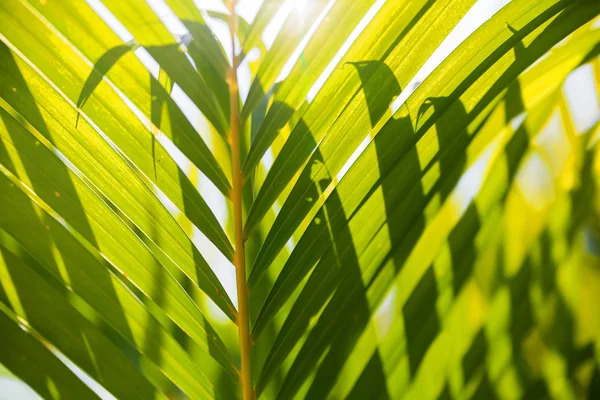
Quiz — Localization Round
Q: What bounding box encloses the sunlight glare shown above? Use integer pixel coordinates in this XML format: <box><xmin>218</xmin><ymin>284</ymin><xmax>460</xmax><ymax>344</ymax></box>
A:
<box><xmin>294</xmin><ymin>0</ymin><xmax>307</xmax><ymax>15</ymax></box>
<box><xmin>236</xmin><ymin>0</ymin><xmax>262</xmax><ymax>22</ymax></box>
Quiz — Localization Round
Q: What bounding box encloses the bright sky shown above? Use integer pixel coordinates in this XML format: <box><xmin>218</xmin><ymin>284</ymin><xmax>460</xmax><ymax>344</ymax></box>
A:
<box><xmin>2</xmin><ymin>0</ymin><xmax>599</xmax><ymax>398</ymax></box>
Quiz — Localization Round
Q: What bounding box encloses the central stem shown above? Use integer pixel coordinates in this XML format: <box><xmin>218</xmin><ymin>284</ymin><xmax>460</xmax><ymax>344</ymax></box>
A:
<box><xmin>228</xmin><ymin>3</ymin><xmax>254</xmax><ymax>399</ymax></box>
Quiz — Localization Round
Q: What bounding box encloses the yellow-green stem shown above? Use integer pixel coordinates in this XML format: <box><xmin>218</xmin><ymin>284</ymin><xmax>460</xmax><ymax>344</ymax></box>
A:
<box><xmin>228</xmin><ymin>2</ymin><xmax>254</xmax><ymax>399</ymax></box>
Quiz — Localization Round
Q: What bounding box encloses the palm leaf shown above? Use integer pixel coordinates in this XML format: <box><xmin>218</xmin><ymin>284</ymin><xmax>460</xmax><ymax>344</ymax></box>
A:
<box><xmin>0</xmin><ymin>0</ymin><xmax>599</xmax><ymax>399</ymax></box>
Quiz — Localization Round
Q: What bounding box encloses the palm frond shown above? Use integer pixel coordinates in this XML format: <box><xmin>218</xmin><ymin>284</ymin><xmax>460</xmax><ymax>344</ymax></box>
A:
<box><xmin>0</xmin><ymin>0</ymin><xmax>599</xmax><ymax>399</ymax></box>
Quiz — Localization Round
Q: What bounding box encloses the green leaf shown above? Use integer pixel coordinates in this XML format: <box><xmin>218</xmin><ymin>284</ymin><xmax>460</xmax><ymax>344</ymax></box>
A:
<box><xmin>336</xmin><ymin>119</ymin><xmax>600</xmax><ymax>400</ymax></box>
<box><xmin>0</xmin><ymin>244</ymin><xmax>166</xmax><ymax>399</ymax></box>
<box><xmin>240</xmin><ymin>0</ymin><xmax>331</xmax><ymax>121</ymax></box>
<box><xmin>0</xmin><ymin>0</ymin><xmax>234</xmax><ymax>261</ymax></box>
<box><xmin>2</xmin><ymin>0</ymin><xmax>600</xmax><ymax>398</ymax></box>
<box><xmin>164</xmin><ymin>0</ymin><xmax>231</xmax><ymax>110</ymax></box>
<box><xmin>0</xmin><ymin>42</ymin><xmax>236</xmax><ymax>321</ymax></box>
<box><xmin>99</xmin><ymin>0</ymin><xmax>230</xmax><ymax>138</ymax></box>
<box><xmin>253</xmin><ymin>1</ymin><xmax>600</xmax><ymax>395</ymax></box>
<box><xmin>23</xmin><ymin>0</ymin><xmax>232</xmax><ymax>197</ymax></box>
<box><xmin>0</xmin><ymin>304</ymin><xmax>101</xmax><ymax>400</ymax></box>
<box><xmin>247</xmin><ymin>0</ymin><xmax>477</xmax><ymax>288</ymax></box>
<box><xmin>207</xmin><ymin>10</ymin><xmax>251</xmax><ymax>44</ymax></box>
<box><xmin>252</xmin><ymin>9</ymin><xmax>600</xmax><ymax>339</ymax></box>
<box><xmin>0</xmin><ymin>108</ymin><xmax>237</xmax><ymax>379</ymax></box>
<box><xmin>239</xmin><ymin>0</ymin><xmax>284</xmax><ymax>61</ymax></box>
<box><xmin>0</xmin><ymin>232</ymin><xmax>239</xmax><ymax>399</ymax></box>
<box><xmin>268</xmin><ymin>89</ymin><xmax>567</xmax><ymax>400</ymax></box>
<box><xmin>242</xmin><ymin>0</ymin><xmax>380</xmax><ymax>177</ymax></box>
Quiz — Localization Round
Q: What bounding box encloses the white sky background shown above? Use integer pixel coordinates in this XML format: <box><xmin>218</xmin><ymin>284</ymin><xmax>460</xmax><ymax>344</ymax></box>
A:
<box><xmin>2</xmin><ymin>0</ymin><xmax>599</xmax><ymax>398</ymax></box>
